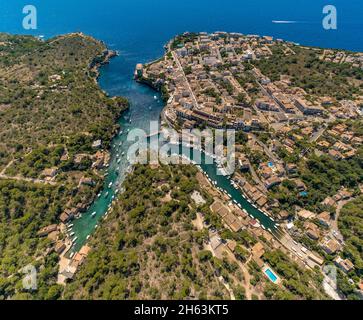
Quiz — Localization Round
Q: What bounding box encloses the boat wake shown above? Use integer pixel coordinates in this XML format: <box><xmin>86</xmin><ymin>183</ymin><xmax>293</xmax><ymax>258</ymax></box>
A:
<box><xmin>272</xmin><ymin>20</ymin><xmax>298</xmax><ymax>24</ymax></box>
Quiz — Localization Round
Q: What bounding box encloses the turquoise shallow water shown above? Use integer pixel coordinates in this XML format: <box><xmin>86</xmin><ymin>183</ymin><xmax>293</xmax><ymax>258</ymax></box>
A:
<box><xmin>1</xmin><ymin>1</ymin><xmax>362</xmax><ymax>251</ymax></box>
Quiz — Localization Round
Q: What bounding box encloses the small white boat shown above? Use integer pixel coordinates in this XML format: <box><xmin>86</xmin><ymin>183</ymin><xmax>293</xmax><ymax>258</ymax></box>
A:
<box><xmin>108</xmin><ymin>182</ymin><xmax>113</xmax><ymax>188</ymax></box>
<box><xmin>154</xmin><ymin>95</ymin><xmax>157</xmax><ymax>99</ymax></box>
<box><xmin>262</xmin><ymin>225</ymin><xmax>266</xmax><ymax>230</ymax></box>
<box><xmin>91</xmin><ymin>212</ymin><xmax>96</xmax><ymax>218</ymax></box>
<box><xmin>67</xmin><ymin>224</ymin><xmax>74</xmax><ymax>228</ymax></box>
<box><xmin>70</xmin><ymin>252</ymin><xmax>75</xmax><ymax>259</ymax></box>
<box><xmin>86</xmin><ymin>235</ymin><xmax>90</xmax><ymax>240</ymax></box>
<box><xmin>72</xmin><ymin>237</ymin><xmax>78</xmax><ymax>243</ymax></box>
<box><xmin>70</xmin><ymin>232</ymin><xmax>75</xmax><ymax>237</ymax></box>
<box><xmin>268</xmin><ymin>228</ymin><xmax>272</xmax><ymax>232</ymax></box>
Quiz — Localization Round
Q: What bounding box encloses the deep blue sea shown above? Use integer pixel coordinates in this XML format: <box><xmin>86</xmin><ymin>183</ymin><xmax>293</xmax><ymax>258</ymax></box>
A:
<box><xmin>2</xmin><ymin>1</ymin><xmax>363</xmax><ymax>69</ymax></box>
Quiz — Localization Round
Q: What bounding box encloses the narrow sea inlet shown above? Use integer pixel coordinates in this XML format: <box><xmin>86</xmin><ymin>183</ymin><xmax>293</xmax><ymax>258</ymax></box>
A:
<box><xmin>69</xmin><ymin>54</ymin><xmax>279</xmax><ymax>254</ymax></box>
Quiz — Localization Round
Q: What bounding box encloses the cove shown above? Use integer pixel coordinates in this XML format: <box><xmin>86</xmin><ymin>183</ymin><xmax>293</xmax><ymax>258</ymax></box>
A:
<box><xmin>69</xmin><ymin>54</ymin><xmax>280</xmax><ymax>255</ymax></box>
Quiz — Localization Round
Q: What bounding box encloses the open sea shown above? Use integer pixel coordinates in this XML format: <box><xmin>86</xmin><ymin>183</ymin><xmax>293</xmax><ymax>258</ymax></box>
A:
<box><xmin>2</xmin><ymin>1</ymin><xmax>363</xmax><ymax>95</ymax></box>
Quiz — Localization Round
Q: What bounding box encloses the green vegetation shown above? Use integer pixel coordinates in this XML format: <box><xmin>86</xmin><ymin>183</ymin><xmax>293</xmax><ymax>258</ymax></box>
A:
<box><xmin>263</xmin><ymin>250</ymin><xmax>327</xmax><ymax>300</ymax></box>
<box><xmin>338</xmin><ymin>196</ymin><xmax>363</xmax><ymax>299</ymax></box>
<box><xmin>64</xmin><ymin>164</ymin><xmax>230</xmax><ymax>299</ymax></box>
<box><xmin>0</xmin><ymin>180</ymin><xmax>68</xmax><ymax>299</ymax></box>
<box><xmin>253</xmin><ymin>46</ymin><xmax>363</xmax><ymax>100</ymax></box>
<box><xmin>270</xmin><ymin>151</ymin><xmax>363</xmax><ymax>213</ymax></box>
<box><xmin>0</xmin><ymin>33</ymin><xmax>128</xmax><ymax>300</ymax></box>
<box><xmin>0</xmin><ymin>33</ymin><xmax>128</xmax><ymax>175</ymax></box>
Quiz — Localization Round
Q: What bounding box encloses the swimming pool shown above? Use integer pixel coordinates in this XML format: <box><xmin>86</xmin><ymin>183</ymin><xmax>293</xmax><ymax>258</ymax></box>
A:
<box><xmin>267</xmin><ymin>162</ymin><xmax>274</xmax><ymax>168</ymax></box>
<box><xmin>264</xmin><ymin>268</ymin><xmax>278</xmax><ymax>283</ymax></box>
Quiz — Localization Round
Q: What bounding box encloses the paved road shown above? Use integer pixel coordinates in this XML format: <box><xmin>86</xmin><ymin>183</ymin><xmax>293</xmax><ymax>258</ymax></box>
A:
<box><xmin>171</xmin><ymin>50</ymin><xmax>200</xmax><ymax>110</ymax></box>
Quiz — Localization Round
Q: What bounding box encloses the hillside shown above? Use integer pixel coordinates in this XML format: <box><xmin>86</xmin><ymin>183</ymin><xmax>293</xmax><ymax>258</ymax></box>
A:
<box><xmin>64</xmin><ymin>164</ymin><xmax>231</xmax><ymax>299</ymax></box>
<box><xmin>0</xmin><ymin>33</ymin><xmax>127</xmax><ymax>300</ymax></box>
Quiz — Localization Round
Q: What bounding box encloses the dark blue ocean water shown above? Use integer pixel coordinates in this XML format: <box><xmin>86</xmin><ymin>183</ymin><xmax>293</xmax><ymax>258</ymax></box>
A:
<box><xmin>2</xmin><ymin>1</ymin><xmax>363</xmax><ymax>97</ymax></box>
<box><xmin>2</xmin><ymin>1</ymin><xmax>363</xmax><ymax>64</ymax></box>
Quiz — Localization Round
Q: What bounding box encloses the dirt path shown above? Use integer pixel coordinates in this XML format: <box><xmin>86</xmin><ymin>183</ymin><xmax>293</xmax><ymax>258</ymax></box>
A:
<box><xmin>0</xmin><ymin>173</ymin><xmax>57</xmax><ymax>186</ymax></box>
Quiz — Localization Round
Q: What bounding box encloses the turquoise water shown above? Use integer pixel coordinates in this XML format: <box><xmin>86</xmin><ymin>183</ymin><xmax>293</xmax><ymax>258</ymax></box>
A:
<box><xmin>1</xmin><ymin>1</ymin><xmax>362</xmax><ymax>252</ymax></box>
<box><xmin>265</xmin><ymin>268</ymin><xmax>278</xmax><ymax>283</ymax></box>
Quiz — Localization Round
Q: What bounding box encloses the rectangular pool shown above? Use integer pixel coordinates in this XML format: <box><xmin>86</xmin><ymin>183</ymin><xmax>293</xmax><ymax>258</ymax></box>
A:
<box><xmin>264</xmin><ymin>268</ymin><xmax>278</xmax><ymax>283</ymax></box>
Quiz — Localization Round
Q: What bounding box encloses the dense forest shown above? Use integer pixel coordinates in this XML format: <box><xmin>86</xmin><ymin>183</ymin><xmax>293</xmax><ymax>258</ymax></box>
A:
<box><xmin>338</xmin><ymin>196</ymin><xmax>363</xmax><ymax>299</ymax></box>
<box><xmin>0</xmin><ymin>180</ymin><xmax>66</xmax><ymax>299</ymax></box>
<box><xmin>0</xmin><ymin>33</ymin><xmax>128</xmax><ymax>175</ymax></box>
<box><xmin>0</xmin><ymin>33</ymin><xmax>128</xmax><ymax>299</ymax></box>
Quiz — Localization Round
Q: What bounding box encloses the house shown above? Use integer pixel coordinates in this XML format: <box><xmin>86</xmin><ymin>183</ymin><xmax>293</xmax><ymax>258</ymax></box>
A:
<box><xmin>328</xmin><ymin>149</ymin><xmax>343</xmax><ymax>160</ymax></box>
<box><xmin>278</xmin><ymin>210</ymin><xmax>290</xmax><ymax>220</ymax></box>
<box><xmin>252</xmin><ymin>242</ymin><xmax>265</xmax><ymax>259</ymax></box>
<box><xmin>317</xmin><ymin>211</ymin><xmax>331</xmax><ymax>227</ymax></box>
<box><xmin>210</xmin><ymin>235</ymin><xmax>223</xmax><ymax>251</ymax></box>
<box><xmin>79</xmin><ymin>177</ymin><xmax>95</xmax><ymax>186</ymax></box>
<box><xmin>294</xmin><ymin>179</ymin><xmax>307</xmax><ymax>191</ymax></box>
<box><xmin>135</xmin><ymin>63</ymin><xmax>143</xmax><ymax>78</ymax></box>
<box><xmin>59</xmin><ymin>212</ymin><xmax>71</xmax><ymax>223</ymax></box>
<box><xmin>227</xmin><ymin>240</ymin><xmax>237</xmax><ymax>252</ymax></box>
<box><xmin>286</xmin><ymin>163</ymin><xmax>298</xmax><ymax>175</ymax></box>
<box><xmin>297</xmin><ymin>209</ymin><xmax>316</xmax><ymax>220</ymax></box>
<box><xmin>238</xmin><ymin>153</ymin><xmax>250</xmax><ymax>171</ymax></box>
<box><xmin>304</xmin><ymin>222</ymin><xmax>320</xmax><ymax>240</ymax></box>
<box><xmin>265</xmin><ymin>176</ymin><xmax>281</xmax><ymax>189</ymax></box>
<box><xmin>321</xmin><ymin>239</ymin><xmax>341</xmax><ymax>255</ymax></box>
<box><xmin>322</xmin><ymin>196</ymin><xmax>336</xmax><ymax>208</ymax></box>
<box><xmin>54</xmin><ymin>241</ymin><xmax>66</xmax><ymax>254</ymax></box>
<box><xmin>308</xmin><ymin>252</ymin><xmax>324</xmax><ymax>266</ymax></box>
<box><xmin>59</xmin><ymin>208</ymin><xmax>77</xmax><ymax>223</ymax></box>
<box><xmin>41</xmin><ymin>167</ymin><xmax>58</xmax><ymax>178</ymax></box>
<box><xmin>334</xmin><ymin>256</ymin><xmax>354</xmax><ymax>273</ymax></box>
<box><xmin>37</xmin><ymin>224</ymin><xmax>58</xmax><ymax>237</ymax></box>
<box><xmin>294</xmin><ymin>98</ymin><xmax>324</xmax><ymax>115</ymax></box>
<box><xmin>79</xmin><ymin>245</ymin><xmax>91</xmax><ymax>257</ymax></box>
<box><xmin>92</xmin><ymin>140</ymin><xmax>102</xmax><ymax>149</ymax></box>
<box><xmin>70</xmin><ymin>253</ymin><xmax>85</xmax><ymax>270</ymax></box>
